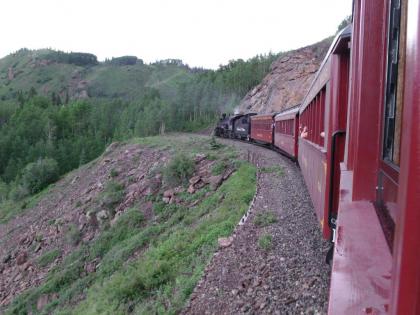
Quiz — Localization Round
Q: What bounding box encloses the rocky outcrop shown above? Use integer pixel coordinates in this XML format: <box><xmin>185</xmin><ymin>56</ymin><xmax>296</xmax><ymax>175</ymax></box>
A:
<box><xmin>236</xmin><ymin>38</ymin><xmax>332</xmax><ymax>114</ymax></box>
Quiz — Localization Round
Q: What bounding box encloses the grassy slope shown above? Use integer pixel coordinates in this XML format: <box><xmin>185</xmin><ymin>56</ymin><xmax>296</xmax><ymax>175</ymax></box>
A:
<box><xmin>0</xmin><ymin>49</ymin><xmax>194</xmax><ymax>102</ymax></box>
<box><xmin>5</xmin><ymin>135</ymin><xmax>256</xmax><ymax>315</ymax></box>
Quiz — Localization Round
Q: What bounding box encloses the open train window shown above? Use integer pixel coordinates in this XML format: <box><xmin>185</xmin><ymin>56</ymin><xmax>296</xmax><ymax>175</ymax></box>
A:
<box><xmin>383</xmin><ymin>0</ymin><xmax>405</xmax><ymax>167</ymax></box>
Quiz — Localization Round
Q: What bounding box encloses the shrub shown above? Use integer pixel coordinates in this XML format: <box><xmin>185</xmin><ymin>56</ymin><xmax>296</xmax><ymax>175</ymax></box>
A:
<box><xmin>110</xmin><ymin>169</ymin><xmax>119</xmax><ymax>178</ymax></box>
<box><xmin>209</xmin><ymin>136</ymin><xmax>222</xmax><ymax>150</ymax></box>
<box><xmin>99</xmin><ymin>180</ymin><xmax>125</xmax><ymax>213</ymax></box>
<box><xmin>254</xmin><ymin>211</ymin><xmax>278</xmax><ymax>227</ymax></box>
<box><xmin>0</xmin><ymin>180</ymin><xmax>9</xmax><ymax>202</ymax></box>
<box><xmin>9</xmin><ymin>184</ymin><xmax>30</xmax><ymax>201</ymax></box>
<box><xmin>164</xmin><ymin>154</ymin><xmax>195</xmax><ymax>186</ymax></box>
<box><xmin>211</xmin><ymin>160</ymin><xmax>228</xmax><ymax>175</ymax></box>
<box><xmin>20</xmin><ymin>158</ymin><xmax>59</xmax><ymax>195</ymax></box>
<box><xmin>65</xmin><ymin>224</ymin><xmax>81</xmax><ymax>246</ymax></box>
<box><xmin>258</xmin><ymin>234</ymin><xmax>273</xmax><ymax>251</ymax></box>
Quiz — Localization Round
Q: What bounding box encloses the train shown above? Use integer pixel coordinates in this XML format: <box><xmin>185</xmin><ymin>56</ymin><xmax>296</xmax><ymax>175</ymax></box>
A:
<box><xmin>215</xmin><ymin>0</ymin><xmax>420</xmax><ymax>314</ymax></box>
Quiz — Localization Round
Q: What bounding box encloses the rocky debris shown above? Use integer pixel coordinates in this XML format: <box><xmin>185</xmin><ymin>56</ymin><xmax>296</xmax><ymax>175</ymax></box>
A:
<box><xmin>182</xmin><ymin>139</ymin><xmax>330</xmax><ymax>315</ymax></box>
<box><xmin>0</xmin><ymin>136</ymin><xmax>240</xmax><ymax>309</ymax></box>
<box><xmin>0</xmin><ymin>143</ymin><xmax>169</xmax><ymax>307</ymax></box>
<box><xmin>236</xmin><ymin>38</ymin><xmax>332</xmax><ymax>114</ymax></box>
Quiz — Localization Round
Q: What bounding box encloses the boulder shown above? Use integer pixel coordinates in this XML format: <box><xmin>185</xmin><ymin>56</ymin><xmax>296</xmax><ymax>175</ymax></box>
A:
<box><xmin>174</xmin><ymin>186</ymin><xmax>185</xmax><ymax>194</ymax></box>
<box><xmin>194</xmin><ymin>153</ymin><xmax>206</xmax><ymax>163</ymax></box>
<box><xmin>189</xmin><ymin>176</ymin><xmax>201</xmax><ymax>185</ymax></box>
<box><xmin>209</xmin><ymin>175</ymin><xmax>223</xmax><ymax>190</ymax></box>
<box><xmin>162</xmin><ymin>197</ymin><xmax>171</xmax><ymax>204</ymax></box>
<box><xmin>187</xmin><ymin>185</ymin><xmax>196</xmax><ymax>194</ymax></box>
<box><xmin>218</xmin><ymin>237</ymin><xmax>234</xmax><ymax>248</ymax></box>
<box><xmin>96</xmin><ymin>210</ymin><xmax>109</xmax><ymax>222</ymax></box>
<box><xmin>163</xmin><ymin>189</ymin><xmax>175</xmax><ymax>198</ymax></box>
<box><xmin>16</xmin><ymin>251</ymin><xmax>28</xmax><ymax>266</ymax></box>
<box><xmin>84</xmin><ymin>261</ymin><xmax>97</xmax><ymax>273</ymax></box>
<box><xmin>223</xmin><ymin>169</ymin><xmax>235</xmax><ymax>180</ymax></box>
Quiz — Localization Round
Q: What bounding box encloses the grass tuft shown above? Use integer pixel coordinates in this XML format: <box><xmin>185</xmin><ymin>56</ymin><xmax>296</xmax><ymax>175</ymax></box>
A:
<box><xmin>36</xmin><ymin>249</ymin><xmax>61</xmax><ymax>268</ymax></box>
<box><xmin>258</xmin><ymin>234</ymin><xmax>273</xmax><ymax>251</ymax></box>
<box><xmin>260</xmin><ymin>165</ymin><xmax>284</xmax><ymax>177</ymax></box>
<box><xmin>254</xmin><ymin>211</ymin><xmax>278</xmax><ymax>227</ymax></box>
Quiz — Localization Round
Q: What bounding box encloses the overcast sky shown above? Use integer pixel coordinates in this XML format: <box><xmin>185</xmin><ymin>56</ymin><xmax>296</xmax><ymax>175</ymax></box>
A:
<box><xmin>1</xmin><ymin>0</ymin><xmax>352</xmax><ymax>69</ymax></box>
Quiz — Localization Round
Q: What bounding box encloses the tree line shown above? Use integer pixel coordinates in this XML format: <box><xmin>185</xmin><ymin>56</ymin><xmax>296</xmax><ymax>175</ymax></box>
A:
<box><xmin>0</xmin><ymin>51</ymin><xmax>279</xmax><ymax>201</ymax></box>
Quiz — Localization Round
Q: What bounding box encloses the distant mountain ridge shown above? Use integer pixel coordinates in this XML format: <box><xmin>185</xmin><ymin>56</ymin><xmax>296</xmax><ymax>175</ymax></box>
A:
<box><xmin>236</xmin><ymin>38</ymin><xmax>333</xmax><ymax>114</ymax></box>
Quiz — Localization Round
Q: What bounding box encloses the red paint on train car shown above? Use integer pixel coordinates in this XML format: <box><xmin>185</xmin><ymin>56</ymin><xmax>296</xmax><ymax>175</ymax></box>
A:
<box><xmin>390</xmin><ymin>0</ymin><xmax>420</xmax><ymax>312</ymax></box>
<box><xmin>250</xmin><ymin>114</ymin><xmax>275</xmax><ymax>145</ymax></box>
<box><xmin>298</xmin><ymin>139</ymin><xmax>327</xmax><ymax>228</ymax></box>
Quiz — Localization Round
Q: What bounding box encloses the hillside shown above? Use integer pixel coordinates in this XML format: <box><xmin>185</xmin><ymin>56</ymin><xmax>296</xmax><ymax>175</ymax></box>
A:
<box><xmin>236</xmin><ymin>38</ymin><xmax>332</xmax><ymax>113</ymax></box>
<box><xmin>0</xmin><ymin>134</ymin><xmax>256</xmax><ymax>314</ymax></box>
<box><xmin>0</xmin><ymin>49</ymin><xmax>194</xmax><ymax>103</ymax></box>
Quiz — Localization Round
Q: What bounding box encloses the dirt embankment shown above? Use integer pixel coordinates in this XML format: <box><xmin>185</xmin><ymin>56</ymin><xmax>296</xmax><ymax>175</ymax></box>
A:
<box><xmin>0</xmin><ymin>137</ymin><xmax>238</xmax><ymax>310</ymax></box>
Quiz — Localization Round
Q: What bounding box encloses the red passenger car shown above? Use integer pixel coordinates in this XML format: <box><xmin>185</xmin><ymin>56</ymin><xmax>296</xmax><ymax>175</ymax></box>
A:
<box><xmin>274</xmin><ymin>106</ymin><xmax>299</xmax><ymax>159</ymax></box>
<box><xmin>250</xmin><ymin>114</ymin><xmax>276</xmax><ymax>145</ymax></box>
<box><xmin>298</xmin><ymin>25</ymin><xmax>351</xmax><ymax>240</ymax></box>
<box><xmin>327</xmin><ymin>0</ymin><xmax>420</xmax><ymax>314</ymax></box>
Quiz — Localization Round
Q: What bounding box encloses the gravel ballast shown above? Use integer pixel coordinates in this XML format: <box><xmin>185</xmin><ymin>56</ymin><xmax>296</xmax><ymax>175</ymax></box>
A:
<box><xmin>182</xmin><ymin>139</ymin><xmax>331</xmax><ymax>315</ymax></box>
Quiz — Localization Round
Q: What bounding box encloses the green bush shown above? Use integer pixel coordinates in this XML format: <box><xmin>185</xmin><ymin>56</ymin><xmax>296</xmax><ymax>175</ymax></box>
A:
<box><xmin>164</xmin><ymin>154</ymin><xmax>195</xmax><ymax>186</ymax></box>
<box><xmin>20</xmin><ymin>158</ymin><xmax>59</xmax><ymax>195</ymax></box>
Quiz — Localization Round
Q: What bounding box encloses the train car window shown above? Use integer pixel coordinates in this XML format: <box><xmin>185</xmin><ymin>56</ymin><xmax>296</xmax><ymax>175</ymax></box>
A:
<box><xmin>300</xmin><ymin>86</ymin><xmax>326</xmax><ymax>146</ymax></box>
<box><xmin>242</xmin><ymin>118</ymin><xmax>247</xmax><ymax>124</ymax></box>
<box><xmin>383</xmin><ymin>0</ymin><xmax>405</xmax><ymax>166</ymax></box>
<box><xmin>276</xmin><ymin>119</ymin><xmax>294</xmax><ymax>136</ymax></box>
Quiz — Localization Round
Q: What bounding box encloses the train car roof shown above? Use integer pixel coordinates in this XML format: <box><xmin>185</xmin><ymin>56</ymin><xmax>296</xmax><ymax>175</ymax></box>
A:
<box><xmin>250</xmin><ymin>113</ymin><xmax>278</xmax><ymax>120</ymax></box>
<box><xmin>274</xmin><ymin>105</ymin><xmax>300</xmax><ymax>121</ymax></box>
<box><xmin>300</xmin><ymin>24</ymin><xmax>352</xmax><ymax>114</ymax></box>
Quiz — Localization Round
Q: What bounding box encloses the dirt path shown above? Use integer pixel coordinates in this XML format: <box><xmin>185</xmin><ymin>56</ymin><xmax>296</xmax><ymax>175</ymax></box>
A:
<box><xmin>182</xmin><ymin>139</ymin><xmax>331</xmax><ymax>314</ymax></box>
